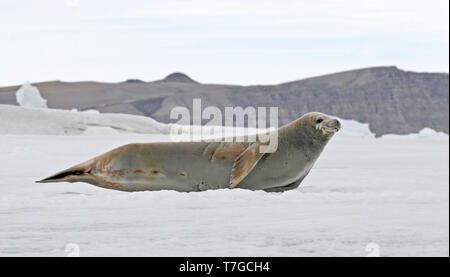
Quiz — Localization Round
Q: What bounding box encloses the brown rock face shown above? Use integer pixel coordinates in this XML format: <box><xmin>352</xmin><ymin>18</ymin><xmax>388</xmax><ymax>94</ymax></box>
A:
<box><xmin>0</xmin><ymin>67</ymin><xmax>448</xmax><ymax>137</ymax></box>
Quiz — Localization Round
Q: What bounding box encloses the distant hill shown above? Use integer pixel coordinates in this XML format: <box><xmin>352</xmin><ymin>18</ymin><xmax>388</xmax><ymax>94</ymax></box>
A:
<box><xmin>0</xmin><ymin>66</ymin><xmax>448</xmax><ymax>136</ymax></box>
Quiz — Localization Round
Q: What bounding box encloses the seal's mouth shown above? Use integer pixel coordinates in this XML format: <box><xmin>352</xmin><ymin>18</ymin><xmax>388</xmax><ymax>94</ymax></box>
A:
<box><xmin>315</xmin><ymin>119</ymin><xmax>341</xmax><ymax>135</ymax></box>
<box><xmin>321</xmin><ymin>126</ymin><xmax>340</xmax><ymax>134</ymax></box>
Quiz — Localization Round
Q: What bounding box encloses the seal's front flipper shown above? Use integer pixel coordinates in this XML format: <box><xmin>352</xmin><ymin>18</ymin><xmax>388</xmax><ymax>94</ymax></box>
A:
<box><xmin>229</xmin><ymin>143</ymin><xmax>266</xmax><ymax>189</ymax></box>
<box><xmin>263</xmin><ymin>174</ymin><xmax>308</xmax><ymax>192</ymax></box>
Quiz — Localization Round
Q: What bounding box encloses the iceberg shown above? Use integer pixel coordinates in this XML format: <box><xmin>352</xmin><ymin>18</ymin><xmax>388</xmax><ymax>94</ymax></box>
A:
<box><xmin>15</xmin><ymin>81</ymin><xmax>48</xmax><ymax>109</ymax></box>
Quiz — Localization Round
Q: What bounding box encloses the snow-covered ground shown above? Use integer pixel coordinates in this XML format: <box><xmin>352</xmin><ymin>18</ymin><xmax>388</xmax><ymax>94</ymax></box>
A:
<box><xmin>0</xmin><ymin>104</ymin><xmax>169</xmax><ymax>135</ymax></box>
<box><xmin>0</xmin><ymin>105</ymin><xmax>448</xmax><ymax>256</ymax></box>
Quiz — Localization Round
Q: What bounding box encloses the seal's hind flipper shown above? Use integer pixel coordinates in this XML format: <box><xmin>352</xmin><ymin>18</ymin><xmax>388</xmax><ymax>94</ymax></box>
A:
<box><xmin>229</xmin><ymin>143</ymin><xmax>266</xmax><ymax>189</ymax></box>
<box><xmin>36</xmin><ymin>159</ymin><xmax>96</xmax><ymax>185</ymax></box>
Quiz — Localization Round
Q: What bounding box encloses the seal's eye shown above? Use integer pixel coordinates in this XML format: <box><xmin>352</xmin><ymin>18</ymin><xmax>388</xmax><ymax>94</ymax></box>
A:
<box><xmin>316</xmin><ymin>118</ymin><xmax>323</xmax><ymax>124</ymax></box>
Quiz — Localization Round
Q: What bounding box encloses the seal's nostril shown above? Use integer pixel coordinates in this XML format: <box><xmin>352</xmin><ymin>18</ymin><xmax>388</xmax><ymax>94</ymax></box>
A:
<box><xmin>334</xmin><ymin>119</ymin><xmax>341</xmax><ymax>128</ymax></box>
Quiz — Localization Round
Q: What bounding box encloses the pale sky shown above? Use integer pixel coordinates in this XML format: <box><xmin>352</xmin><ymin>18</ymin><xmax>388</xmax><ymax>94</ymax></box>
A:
<box><xmin>0</xmin><ymin>0</ymin><xmax>448</xmax><ymax>86</ymax></box>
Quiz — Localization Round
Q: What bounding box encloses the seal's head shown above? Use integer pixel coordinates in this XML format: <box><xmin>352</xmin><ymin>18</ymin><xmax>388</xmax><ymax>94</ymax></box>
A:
<box><xmin>300</xmin><ymin>112</ymin><xmax>341</xmax><ymax>138</ymax></box>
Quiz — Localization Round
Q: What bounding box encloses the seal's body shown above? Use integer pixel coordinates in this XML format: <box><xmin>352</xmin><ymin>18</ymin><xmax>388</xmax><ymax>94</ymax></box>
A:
<box><xmin>38</xmin><ymin>112</ymin><xmax>340</xmax><ymax>192</ymax></box>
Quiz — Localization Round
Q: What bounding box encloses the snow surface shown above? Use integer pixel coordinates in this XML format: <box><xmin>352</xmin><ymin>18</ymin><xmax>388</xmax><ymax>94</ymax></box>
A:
<box><xmin>15</xmin><ymin>82</ymin><xmax>47</xmax><ymax>109</ymax></box>
<box><xmin>70</xmin><ymin>108</ymin><xmax>101</xmax><ymax>114</ymax></box>
<box><xmin>382</xmin><ymin>128</ymin><xmax>450</xmax><ymax>140</ymax></box>
<box><xmin>0</xmin><ymin>133</ymin><xmax>448</xmax><ymax>256</ymax></box>
<box><xmin>0</xmin><ymin>105</ymin><xmax>265</xmax><ymax>137</ymax></box>
<box><xmin>0</xmin><ymin>105</ymin><xmax>169</xmax><ymax>135</ymax></box>
<box><xmin>0</xmin><ymin>106</ymin><xmax>448</xmax><ymax>256</ymax></box>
